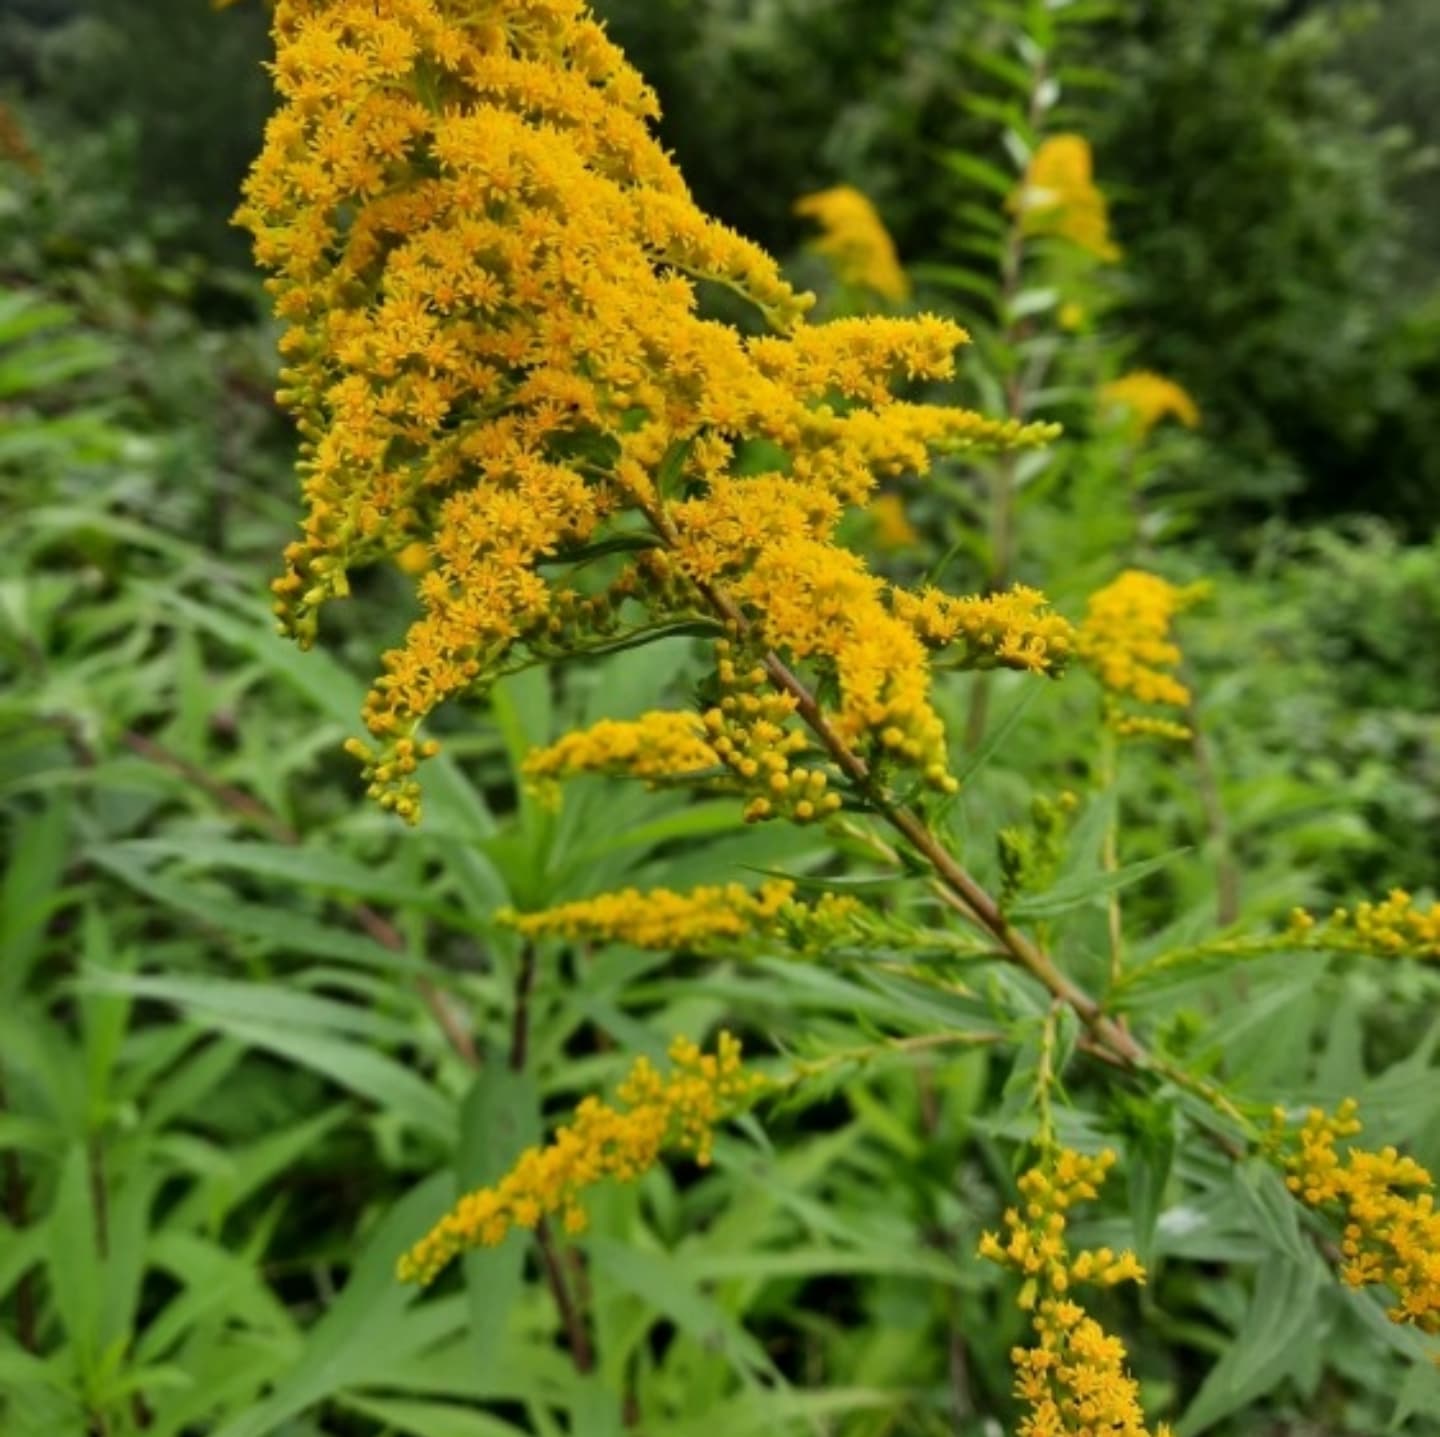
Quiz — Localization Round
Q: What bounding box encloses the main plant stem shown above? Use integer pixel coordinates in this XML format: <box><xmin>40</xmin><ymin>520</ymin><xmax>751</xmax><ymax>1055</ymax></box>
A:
<box><xmin>684</xmin><ymin>572</ymin><xmax>1145</xmax><ymax>1070</ymax></box>
<box><xmin>1098</xmin><ymin>725</ymin><xmax>1126</xmax><ymax>983</ymax></box>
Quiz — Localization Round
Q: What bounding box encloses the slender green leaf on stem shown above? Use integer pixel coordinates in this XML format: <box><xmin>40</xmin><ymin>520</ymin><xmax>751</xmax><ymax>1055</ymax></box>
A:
<box><xmin>211</xmin><ymin>1174</ymin><xmax>456</xmax><ymax>1437</ymax></box>
<box><xmin>1007</xmin><ymin>848</ymin><xmax>1189</xmax><ymax>921</ymax></box>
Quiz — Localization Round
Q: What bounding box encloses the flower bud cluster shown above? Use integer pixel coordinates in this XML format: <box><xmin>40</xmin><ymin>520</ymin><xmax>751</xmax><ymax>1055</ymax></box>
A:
<box><xmin>501</xmin><ymin>879</ymin><xmax>857</xmax><ymax>954</ymax></box>
<box><xmin>1077</xmin><ymin>570</ymin><xmax>1207</xmax><ymax>741</ymax></box>
<box><xmin>1287</xmin><ymin>889</ymin><xmax>1440</xmax><ymax>962</ymax></box>
<box><xmin>979</xmin><ymin>1148</ymin><xmax>1170</xmax><ymax>1436</ymax></box>
<box><xmin>1271</xmin><ymin>1102</ymin><xmax>1440</xmax><ymax>1339</ymax></box>
<box><xmin>702</xmin><ymin>641</ymin><xmax>843</xmax><ymax>824</ymax></box>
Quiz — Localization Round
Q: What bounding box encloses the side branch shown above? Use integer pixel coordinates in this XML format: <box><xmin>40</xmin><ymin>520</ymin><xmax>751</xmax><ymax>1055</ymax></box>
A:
<box><xmin>688</xmin><ymin>577</ymin><xmax>1145</xmax><ymax>1068</ymax></box>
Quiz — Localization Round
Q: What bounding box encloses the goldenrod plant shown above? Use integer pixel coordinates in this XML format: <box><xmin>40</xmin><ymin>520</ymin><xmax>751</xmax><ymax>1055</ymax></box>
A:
<box><xmin>234</xmin><ymin>2</ymin><xmax>1440</xmax><ymax>1432</ymax></box>
<box><xmin>4</xmin><ymin>3</ymin><xmax>1440</xmax><ymax>1436</ymax></box>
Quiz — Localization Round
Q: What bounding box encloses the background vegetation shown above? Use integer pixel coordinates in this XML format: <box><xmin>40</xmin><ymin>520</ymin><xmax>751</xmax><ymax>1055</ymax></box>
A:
<box><xmin>2</xmin><ymin>1</ymin><xmax>1438</xmax><ymax>1434</ymax></box>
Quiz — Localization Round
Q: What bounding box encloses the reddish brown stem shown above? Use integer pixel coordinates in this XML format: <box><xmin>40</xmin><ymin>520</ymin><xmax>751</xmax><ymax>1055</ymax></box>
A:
<box><xmin>690</xmin><ymin>580</ymin><xmax>1145</xmax><ymax>1070</ymax></box>
<box><xmin>507</xmin><ymin>935</ymin><xmax>594</xmax><ymax>1375</ymax></box>
<box><xmin>536</xmin><ymin>1217</ymin><xmax>595</xmax><ymax>1374</ymax></box>
<box><xmin>509</xmin><ymin>941</ymin><xmax>537</xmax><ymax>1073</ymax></box>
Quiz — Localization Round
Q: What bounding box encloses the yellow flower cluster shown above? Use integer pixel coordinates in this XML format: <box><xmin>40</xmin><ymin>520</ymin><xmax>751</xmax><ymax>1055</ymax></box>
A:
<box><xmin>1273</xmin><ymin>1102</ymin><xmax>1440</xmax><ymax>1337</ymax></box>
<box><xmin>895</xmin><ymin>583</ymin><xmax>1075</xmax><ymax>677</ymax></box>
<box><xmin>1010</xmin><ymin>136</ymin><xmax>1121</xmax><ymax>264</ymax></box>
<box><xmin>240</xmin><ymin>0</ymin><xmax>1059</xmax><ymax>819</ymax></box>
<box><xmin>398</xmin><ymin>1033</ymin><xmax>763</xmax><ymax>1284</ymax></box>
<box><xmin>979</xmin><ymin>1149</ymin><xmax>1170</xmax><ymax>1437</ymax></box>
<box><xmin>1101</xmin><ymin>371</ymin><xmax>1201</xmax><ymax>437</ymax></box>
<box><xmin>522</xmin><ymin>711</ymin><xmax>719</xmax><ymax>799</ymax></box>
<box><xmin>795</xmin><ymin>185</ymin><xmax>910</xmax><ymax>303</ymax></box>
<box><xmin>501</xmin><ymin>879</ymin><xmax>857</xmax><ymax>952</ymax></box>
<box><xmin>1077</xmin><ymin>571</ymin><xmax>1206</xmax><ymax>741</ymax></box>
<box><xmin>1287</xmin><ymin>890</ymin><xmax>1440</xmax><ymax>962</ymax></box>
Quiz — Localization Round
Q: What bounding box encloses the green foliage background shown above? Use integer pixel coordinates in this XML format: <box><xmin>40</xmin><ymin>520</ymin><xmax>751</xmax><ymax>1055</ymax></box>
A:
<box><xmin>2</xmin><ymin>1</ymin><xmax>1439</xmax><ymax>1434</ymax></box>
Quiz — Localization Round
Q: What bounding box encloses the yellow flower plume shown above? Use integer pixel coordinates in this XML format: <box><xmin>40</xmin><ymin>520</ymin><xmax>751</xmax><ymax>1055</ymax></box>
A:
<box><xmin>1101</xmin><ymin>371</ymin><xmax>1201</xmax><ymax>438</ymax></box>
<box><xmin>522</xmin><ymin>711</ymin><xmax>720</xmax><ymax>799</ymax></box>
<box><xmin>1010</xmin><ymin>135</ymin><xmax>1121</xmax><ymax>264</ymax></box>
<box><xmin>1288</xmin><ymin>890</ymin><xmax>1440</xmax><ymax>962</ymax></box>
<box><xmin>501</xmin><ymin>879</ymin><xmax>857</xmax><ymax>952</ymax></box>
<box><xmin>1077</xmin><ymin>570</ymin><xmax>1207</xmax><ymax>741</ymax></box>
<box><xmin>398</xmin><ymin>1033</ymin><xmax>764</xmax><ymax>1285</ymax></box>
<box><xmin>239</xmin><ymin>0</ymin><xmax>1060</xmax><ymax>821</ymax></box>
<box><xmin>979</xmin><ymin>1148</ymin><xmax>1171</xmax><ymax>1437</ymax></box>
<box><xmin>795</xmin><ymin>185</ymin><xmax>910</xmax><ymax>303</ymax></box>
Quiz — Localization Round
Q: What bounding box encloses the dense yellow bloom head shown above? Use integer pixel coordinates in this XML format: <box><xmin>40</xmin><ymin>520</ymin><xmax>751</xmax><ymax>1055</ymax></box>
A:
<box><xmin>501</xmin><ymin>879</ymin><xmax>857</xmax><ymax>952</ymax></box>
<box><xmin>795</xmin><ymin>185</ymin><xmax>910</xmax><ymax>303</ymax></box>
<box><xmin>398</xmin><ymin>1033</ymin><xmax>764</xmax><ymax>1284</ymax></box>
<box><xmin>895</xmin><ymin>583</ymin><xmax>1075</xmax><ymax>678</ymax></box>
<box><xmin>1288</xmin><ymin>890</ymin><xmax>1440</xmax><ymax>962</ymax></box>
<box><xmin>866</xmin><ymin>492</ymin><xmax>919</xmax><ymax>551</ymax></box>
<box><xmin>1273</xmin><ymin>1102</ymin><xmax>1440</xmax><ymax>1339</ymax></box>
<box><xmin>1011</xmin><ymin>135</ymin><xmax>1121</xmax><ymax>264</ymax></box>
<box><xmin>979</xmin><ymin>1149</ymin><xmax>1170</xmax><ymax>1436</ymax></box>
<box><xmin>239</xmin><ymin>0</ymin><xmax>1059</xmax><ymax>820</ymax></box>
<box><xmin>1077</xmin><ymin>570</ymin><xmax>1206</xmax><ymax>740</ymax></box>
<box><xmin>1101</xmin><ymin>371</ymin><xmax>1201</xmax><ymax>438</ymax></box>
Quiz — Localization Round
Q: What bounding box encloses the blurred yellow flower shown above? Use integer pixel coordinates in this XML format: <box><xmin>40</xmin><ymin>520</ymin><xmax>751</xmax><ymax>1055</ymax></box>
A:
<box><xmin>866</xmin><ymin>492</ymin><xmax>919</xmax><ymax>551</ymax></box>
<box><xmin>795</xmin><ymin>185</ymin><xmax>910</xmax><ymax>302</ymax></box>
<box><xmin>1101</xmin><ymin>371</ymin><xmax>1200</xmax><ymax>437</ymax></box>
<box><xmin>1078</xmin><ymin>570</ymin><xmax>1207</xmax><ymax>740</ymax></box>
<box><xmin>1011</xmin><ymin>135</ymin><xmax>1121</xmax><ymax>263</ymax></box>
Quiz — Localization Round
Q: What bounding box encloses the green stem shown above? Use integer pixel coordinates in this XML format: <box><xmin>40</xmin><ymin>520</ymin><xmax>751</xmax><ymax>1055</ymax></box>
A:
<box><xmin>1098</xmin><ymin>723</ymin><xmax>1125</xmax><ymax>984</ymax></box>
